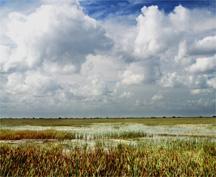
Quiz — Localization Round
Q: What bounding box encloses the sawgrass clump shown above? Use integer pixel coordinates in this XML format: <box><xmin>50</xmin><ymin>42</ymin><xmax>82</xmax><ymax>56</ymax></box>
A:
<box><xmin>106</xmin><ymin>131</ymin><xmax>152</xmax><ymax>139</ymax></box>
<box><xmin>1</xmin><ymin>140</ymin><xmax>215</xmax><ymax>177</ymax></box>
<box><xmin>0</xmin><ymin>129</ymin><xmax>77</xmax><ymax>140</ymax></box>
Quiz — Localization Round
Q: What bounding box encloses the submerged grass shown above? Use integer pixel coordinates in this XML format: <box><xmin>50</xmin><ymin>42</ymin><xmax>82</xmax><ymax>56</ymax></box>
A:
<box><xmin>1</xmin><ymin>140</ymin><xmax>215</xmax><ymax>177</ymax></box>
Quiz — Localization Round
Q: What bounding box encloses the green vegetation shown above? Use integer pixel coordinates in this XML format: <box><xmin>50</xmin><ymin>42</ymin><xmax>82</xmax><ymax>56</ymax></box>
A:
<box><xmin>1</xmin><ymin>141</ymin><xmax>215</xmax><ymax>177</ymax></box>
<box><xmin>1</xmin><ymin>117</ymin><xmax>215</xmax><ymax>126</ymax></box>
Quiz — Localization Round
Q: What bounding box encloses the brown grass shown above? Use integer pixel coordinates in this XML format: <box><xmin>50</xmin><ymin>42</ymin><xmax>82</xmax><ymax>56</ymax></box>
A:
<box><xmin>0</xmin><ymin>129</ymin><xmax>76</xmax><ymax>140</ymax></box>
<box><xmin>1</xmin><ymin>141</ymin><xmax>216</xmax><ymax>177</ymax></box>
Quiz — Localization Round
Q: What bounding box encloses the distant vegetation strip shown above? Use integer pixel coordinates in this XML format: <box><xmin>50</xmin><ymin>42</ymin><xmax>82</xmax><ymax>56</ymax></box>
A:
<box><xmin>1</xmin><ymin>117</ymin><xmax>215</xmax><ymax>126</ymax></box>
<box><xmin>1</xmin><ymin>141</ymin><xmax>215</xmax><ymax>176</ymax></box>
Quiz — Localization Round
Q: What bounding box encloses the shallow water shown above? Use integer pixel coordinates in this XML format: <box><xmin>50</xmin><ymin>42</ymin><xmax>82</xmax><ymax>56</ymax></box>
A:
<box><xmin>1</xmin><ymin>123</ymin><xmax>216</xmax><ymax>147</ymax></box>
<box><xmin>1</xmin><ymin>123</ymin><xmax>215</xmax><ymax>137</ymax></box>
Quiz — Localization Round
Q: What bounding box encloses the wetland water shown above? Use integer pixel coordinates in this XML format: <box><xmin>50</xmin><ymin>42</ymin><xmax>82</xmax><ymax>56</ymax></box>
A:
<box><xmin>1</xmin><ymin>122</ymin><xmax>216</xmax><ymax>145</ymax></box>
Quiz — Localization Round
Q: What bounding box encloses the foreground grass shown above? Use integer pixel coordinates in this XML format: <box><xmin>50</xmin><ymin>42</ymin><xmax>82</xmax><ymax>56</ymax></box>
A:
<box><xmin>1</xmin><ymin>141</ymin><xmax>215</xmax><ymax>177</ymax></box>
<box><xmin>1</xmin><ymin>117</ymin><xmax>215</xmax><ymax>127</ymax></box>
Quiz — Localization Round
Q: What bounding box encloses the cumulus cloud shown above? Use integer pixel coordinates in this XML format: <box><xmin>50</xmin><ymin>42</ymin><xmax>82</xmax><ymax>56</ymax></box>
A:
<box><xmin>188</xmin><ymin>55</ymin><xmax>216</xmax><ymax>74</ymax></box>
<box><xmin>0</xmin><ymin>1</ymin><xmax>215</xmax><ymax>117</ymax></box>
<box><xmin>121</xmin><ymin>63</ymin><xmax>145</xmax><ymax>85</ymax></box>
<box><xmin>134</xmin><ymin>6</ymin><xmax>175</xmax><ymax>59</ymax></box>
<box><xmin>0</xmin><ymin>0</ymin><xmax>111</xmax><ymax>72</ymax></box>
<box><xmin>191</xmin><ymin>36</ymin><xmax>216</xmax><ymax>55</ymax></box>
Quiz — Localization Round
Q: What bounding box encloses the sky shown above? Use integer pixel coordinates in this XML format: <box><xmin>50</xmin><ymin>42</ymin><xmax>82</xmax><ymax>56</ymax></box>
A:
<box><xmin>0</xmin><ymin>0</ymin><xmax>215</xmax><ymax>117</ymax></box>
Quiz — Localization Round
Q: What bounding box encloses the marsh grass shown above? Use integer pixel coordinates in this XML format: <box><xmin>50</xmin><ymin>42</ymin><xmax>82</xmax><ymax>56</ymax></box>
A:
<box><xmin>1</xmin><ymin>118</ymin><xmax>215</xmax><ymax>176</ymax></box>
<box><xmin>0</xmin><ymin>129</ymin><xmax>77</xmax><ymax>140</ymax></box>
<box><xmin>0</xmin><ymin>130</ymin><xmax>152</xmax><ymax>140</ymax></box>
<box><xmin>1</xmin><ymin>140</ymin><xmax>215</xmax><ymax>177</ymax></box>
<box><xmin>105</xmin><ymin>131</ymin><xmax>152</xmax><ymax>139</ymax></box>
<box><xmin>1</xmin><ymin>129</ymin><xmax>215</xmax><ymax>142</ymax></box>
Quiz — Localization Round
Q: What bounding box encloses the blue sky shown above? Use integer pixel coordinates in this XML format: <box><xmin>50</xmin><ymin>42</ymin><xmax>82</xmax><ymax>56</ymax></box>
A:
<box><xmin>0</xmin><ymin>0</ymin><xmax>215</xmax><ymax>17</ymax></box>
<box><xmin>79</xmin><ymin>0</ymin><xmax>215</xmax><ymax>18</ymax></box>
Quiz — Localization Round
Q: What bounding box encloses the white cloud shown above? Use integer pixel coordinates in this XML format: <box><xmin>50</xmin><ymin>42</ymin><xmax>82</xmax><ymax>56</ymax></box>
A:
<box><xmin>151</xmin><ymin>94</ymin><xmax>163</xmax><ymax>102</ymax></box>
<box><xmin>160</xmin><ymin>72</ymin><xmax>183</xmax><ymax>88</ymax></box>
<box><xmin>193</xmin><ymin>36</ymin><xmax>216</xmax><ymax>54</ymax></box>
<box><xmin>0</xmin><ymin>2</ymin><xmax>215</xmax><ymax>117</ymax></box>
<box><xmin>207</xmin><ymin>77</ymin><xmax>216</xmax><ymax>89</ymax></box>
<box><xmin>134</xmin><ymin>6</ymin><xmax>175</xmax><ymax>59</ymax></box>
<box><xmin>81</xmin><ymin>54</ymin><xmax>123</xmax><ymax>82</ymax></box>
<box><xmin>0</xmin><ymin>0</ymin><xmax>111</xmax><ymax>72</ymax></box>
<box><xmin>121</xmin><ymin>63</ymin><xmax>144</xmax><ymax>85</ymax></box>
<box><xmin>121</xmin><ymin>70</ymin><xmax>144</xmax><ymax>85</ymax></box>
<box><xmin>188</xmin><ymin>55</ymin><xmax>216</xmax><ymax>74</ymax></box>
<box><xmin>191</xmin><ymin>89</ymin><xmax>210</xmax><ymax>95</ymax></box>
<box><xmin>6</xmin><ymin>71</ymin><xmax>59</xmax><ymax>96</ymax></box>
<box><xmin>119</xmin><ymin>91</ymin><xmax>131</xmax><ymax>98</ymax></box>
